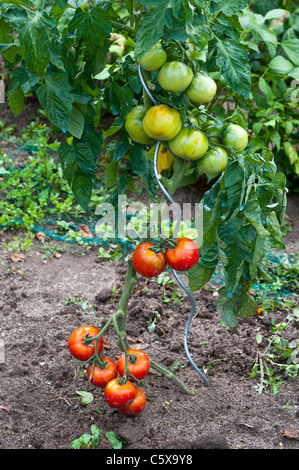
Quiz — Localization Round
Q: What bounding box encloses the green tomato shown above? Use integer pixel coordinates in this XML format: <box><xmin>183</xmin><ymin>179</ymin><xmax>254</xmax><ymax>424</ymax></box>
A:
<box><xmin>158</xmin><ymin>61</ymin><xmax>194</xmax><ymax>93</ymax></box>
<box><xmin>185</xmin><ymin>73</ymin><xmax>217</xmax><ymax>104</ymax></box>
<box><xmin>165</xmin><ymin>44</ymin><xmax>181</xmax><ymax>62</ymax></box>
<box><xmin>169</xmin><ymin>127</ymin><xmax>208</xmax><ymax>160</ymax></box>
<box><xmin>222</xmin><ymin>124</ymin><xmax>248</xmax><ymax>151</ymax></box>
<box><xmin>142</xmin><ymin>104</ymin><xmax>182</xmax><ymax>141</ymax></box>
<box><xmin>125</xmin><ymin>106</ymin><xmax>153</xmax><ymax>145</ymax></box>
<box><xmin>138</xmin><ymin>43</ymin><xmax>167</xmax><ymax>71</ymax></box>
<box><xmin>197</xmin><ymin>146</ymin><xmax>228</xmax><ymax>175</ymax></box>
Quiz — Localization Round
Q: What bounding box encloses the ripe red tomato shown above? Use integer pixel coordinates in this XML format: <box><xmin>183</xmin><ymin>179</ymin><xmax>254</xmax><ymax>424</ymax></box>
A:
<box><xmin>104</xmin><ymin>378</ymin><xmax>136</xmax><ymax>409</ymax></box>
<box><xmin>118</xmin><ymin>387</ymin><xmax>146</xmax><ymax>416</ymax></box>
<box><xmin>158</xmin><ymin>61</ymin><xmax>194</xmax><ymax>93</ymax></box>
<box><xmin>86</xmin><ymin>357</ymin><xmax>118</xmax><ymax>388</ymax></box>
<box><xmin>222</xmin><ymin>124</ymin><xmax>248</xmax><ymax>151</ymax></box>
<box><xmin>142</xmin><ymin>104</ymin><xmax>182</xmax><ymax>141</ymax></box>
<box><xmin>169</xmin><ymin>127</ymin><xmax>208</xmax><ymax>160</ymax></box>
<box><xmin>68</xmin><ymin>325</ymin><xmax>103</xmax><ymax>361</ymax></box>
<box><xmin>132</xmin><ymin>242</ymin><xmax>166</xmax><ymax>278</ymax></box>
<box><xmin>165</xmin><ymin>238</ymin><xmax>200</xmax><ymax>272</ymax></box>
<box><xmin>117</xmin><ymin>349</ymin><xmax>150</xmax><ymax>381</ymax></box>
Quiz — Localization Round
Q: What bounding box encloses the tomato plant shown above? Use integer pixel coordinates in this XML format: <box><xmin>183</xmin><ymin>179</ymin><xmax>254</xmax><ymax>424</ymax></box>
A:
<box><xmin>165</xmin><ymin>238</ymin><xmax>200</xmax><ymax>272</ymax></box>
<box><xmin>104</xmin><ymin>378</ymin><xmax>136</xmax><ymax>409</ymax></box>
<box><xmin>68</xmin><ymin>326</ymin><xmax>103</xmax><ymax>362</ymax></box>
<box><xmin>117</xmin><ymin>349</ymin><xmax>150</xmax><ymax>382</ymax></box>
<box><xmin>2</xmin><ymin>0</ymin><xmax>290</xmax><ymax>417</ymax></box>
<box><xmin>118</xmin><ymin>387</ymin><xmax>146</xmax><ymax>416</ymax></box>
<box><xmin>132</xmin><ymin>242</ymin><xmax>166</xmax><ymax>278</ymax></box>
<box><xmin>86</xmin><ymin>357</ymin><xmax>118</xmax><ymax>388</ymax></box>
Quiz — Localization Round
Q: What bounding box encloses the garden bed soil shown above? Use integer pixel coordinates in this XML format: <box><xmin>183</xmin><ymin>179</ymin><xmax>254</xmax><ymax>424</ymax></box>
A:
<box><xmin>0</xmin><ymin>97</ymin><xmax>299</xmax><ymax>450</ymax></box>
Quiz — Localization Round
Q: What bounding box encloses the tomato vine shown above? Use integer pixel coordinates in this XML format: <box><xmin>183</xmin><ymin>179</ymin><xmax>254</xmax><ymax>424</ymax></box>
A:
<box><xmin>0</xmin><ymin>0</ymin><xmax>289</xmax><ymax>405</ymax></box>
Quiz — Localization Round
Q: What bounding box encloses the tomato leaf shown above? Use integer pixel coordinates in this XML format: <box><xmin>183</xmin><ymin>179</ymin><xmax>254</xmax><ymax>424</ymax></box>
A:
<box><xmin>58</xmin><ymin>124</ymin><xmax>103</xmax><ymax>210</ymax></box>
<box><xmin>213</xmin><ymin>38</ymin><xmax>251</xmax><ymax>98</ymax></box>
<box><xmin>76</xmin><ymin>390</ymin><xmax>94</xmax><ymax>404</ymax></box>
<box><xmin>105</xmin><ymin>431</ymin><xmax>127</xmax><ymax>450</ymax></box>
<box><xmin>18</xmin><ymin>10</ymin><xmax>52</xmax><ymax>74</ymax></box>
<box><xmin>36</xmin><ymin>71</ymin><xmax>75</xmax><ymax>133</ymax></box>
<box><xmin>188</xmin><ymin>148</ymin><xmax>287</xmax><ymax>327</ymax></box>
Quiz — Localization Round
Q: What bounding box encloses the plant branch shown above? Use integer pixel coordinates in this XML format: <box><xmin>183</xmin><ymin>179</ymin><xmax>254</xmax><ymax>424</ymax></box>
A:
<box><xmin>150</xmin><ymin>360</ymin><xmax>195</xmax><ymax>395</ymax></box>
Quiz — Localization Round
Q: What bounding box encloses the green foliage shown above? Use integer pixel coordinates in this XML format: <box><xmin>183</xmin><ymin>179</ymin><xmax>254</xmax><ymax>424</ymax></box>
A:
<box><xmin>0</xmin><ymin>0</ymin><xmax>254</xmax><ymax>209</ymax></box>
<box><xmin>188</xmin><ymin>148</ymin><xmax>287</xmax><ymax>328</ymax></box>
<box><xmin>70</xmin><ymin>424</ymin><xmax>102</xmax><ymax>449</ymax></box>
<box><xmin>250</xmin><ymin>307</ymin><xmax>299</xmax><ymax>394</ymax></box>
<box><xmin>0</xmin><ymin>0</ymin><xmax>290</xmax><ymax>329</ymax></box>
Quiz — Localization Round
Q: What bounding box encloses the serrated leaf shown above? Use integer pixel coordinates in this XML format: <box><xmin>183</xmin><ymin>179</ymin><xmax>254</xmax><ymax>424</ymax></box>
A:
<box><xmin>258</xmin><ymin>76</ymin><xmax>273</xmax><ymax>102</ymax></box>
<box><xmin>84</xmin><ymin>39</ymin><xmax>111</xmax><ymax>76</ymax></box>
<box><xmin>213</xmin><ymin>0</ymin><xmax>248</xmax><ymax>17</ymax></box>
<box><xmin>36</xmin><ymin>71</ymin><xmax>75</xmax><ymax>132</ymax></box>
<box><xmin>105</xmin><ymin>161</ymin><xmax>118</xmax><ymax>189</ymax></box>
<box><xmin>281</xmin><ymin>39</ymin><xmax>299</xmax><ymax>66</ymax></box>
<box><xmin>216</xmin><ymin>282</ymin><xmax>258</xmax><ymax>329</ymax></box>
<box><xmin>58</xmin><ymin>125</ymin><xmax>103</xmax><ymax>209</ymax></box>
<box><xmin>67</xmin><ymin>104</ymin><xmax>85</xmax><ymax>139</ymax></box>
<box><xmin>215</xmin><ymin>38</ymin><xmax>251</xmax><ymax>97</ymax></box>
<box><xmin>7</xmin><ymin>88</ymin><xmax>24</xmax><ymax>116</ymax></box>
<box><xmin>18</xmin><ymin>10</ymin><xmax>52</xmax><ymax>73</ymax></box>
<box><xmin>135</xmin><ymin>1</ymin><xmax>173</xmax><ymax>60</ymax></box>
<box><xmin>76</xmin><ymin>390</ymin><xmax>94</xmax><ymax>404</ymax></box>
<box><xmin>69</xmin><ymin>7</ymin><xmax>112</xmax><ymax>44</ymax></box>
<box><xmin>105</xmin><ymin>431</ymin><xmax>127</xmax><ymax>450</ymax></box>
<box><xmin>188</xmin><ymin>263</ymin><xmax>216</xmax><ymax>291</ymax></box>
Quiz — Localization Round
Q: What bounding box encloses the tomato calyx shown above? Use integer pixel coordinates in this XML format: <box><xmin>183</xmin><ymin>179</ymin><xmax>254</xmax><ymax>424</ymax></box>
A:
<box><xmin>82</xmin><ymin>333</ymin><xmax>95</xmax><ymax>346</ymax></box>
<box><xmin>128</xmin><ymin>353</ymin><xmax>137</xmax><ymax>364</ymax></box>
<box><xmin>97</xmin><ymin>356</ymin><xmax>109</xmax><ymax>369</ymax></box>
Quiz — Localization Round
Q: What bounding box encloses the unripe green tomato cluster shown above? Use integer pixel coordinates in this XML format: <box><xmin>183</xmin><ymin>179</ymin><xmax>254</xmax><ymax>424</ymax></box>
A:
<box><xmin>129</xmin><ymin>42</ymin><xmax>249</xmax><ymax>174</ymax></box>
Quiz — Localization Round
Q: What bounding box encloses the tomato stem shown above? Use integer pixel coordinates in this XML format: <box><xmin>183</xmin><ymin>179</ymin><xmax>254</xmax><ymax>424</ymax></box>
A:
<box><xmin>149</xmin><ymin>360</ymin><xmax>195</xmax><ymax>395</ymax></box>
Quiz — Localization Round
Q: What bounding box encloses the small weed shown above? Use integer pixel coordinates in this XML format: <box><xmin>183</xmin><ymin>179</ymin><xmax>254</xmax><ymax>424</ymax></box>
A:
<box><xmin>61</xmin><ymin>294</ymin><xmax>96</xmax><ymax>314</ymax></box>
<box><xmin>250</xmin><ymin>307</ymin><xmax>299</xmax><ymax>394</ymax></box>
<box><xmin>98</xmin><ymin>244</ymin><xmax>123</xmax><ymax>262</ymax></box>
<box><xmin>147</xmin><ymin>310</ymin><xmax>162</xmax><ymax>333</ymax></box>
<box><xmin>40</xmin><ymin>239</ymin><xmax>65</xmax><ymax>259</ymax></box>
<box><xmin>70</xmin><ymin>425</ymin><xmax>101</xmax><ymax>449</ymax></box>
<box><xmin>70</xmin><ymin>426</ymin><xmax>127</xmax><ymax>450</ymax></box>
<box><xmin>2</xmin><ymin>231</ymin><xmax>34</xmax><ymax>253</ymax></box>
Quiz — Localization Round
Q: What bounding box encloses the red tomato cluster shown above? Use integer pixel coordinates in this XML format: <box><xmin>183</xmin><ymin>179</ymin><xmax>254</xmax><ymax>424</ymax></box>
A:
<box><xmin>132</xmin><ymin>238</ymin><xmax>200</xmax><ymax>278</ymax></box>
<box><xmin>69</xmin><ymin>327</ymin><xmax>148</xmax><ymax>416</ymax></box>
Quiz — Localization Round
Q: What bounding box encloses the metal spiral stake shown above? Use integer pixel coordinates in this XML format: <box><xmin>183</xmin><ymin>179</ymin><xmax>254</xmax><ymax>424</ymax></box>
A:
<box><xmin>138</xmin><ymin>65</ymin><xmax>210</xmax><ymax>388</ymax></box>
